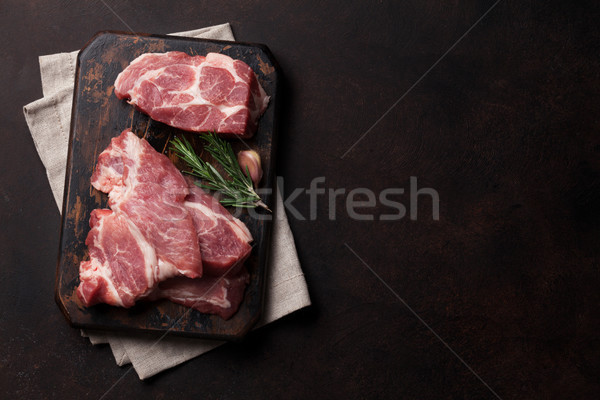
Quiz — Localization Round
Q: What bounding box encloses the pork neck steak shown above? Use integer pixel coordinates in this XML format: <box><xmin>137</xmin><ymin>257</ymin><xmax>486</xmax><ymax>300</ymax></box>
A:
<box><xmin>149</xmin><ymin>268</ymin><xmax>250</xmax><ymax>320</ymax></box>
<box><xmin>77</xmin><ymin>130</ymin><xmax>253</xmax><ymax>319</ymax></box>
<box><xmin>114</xmin><ymin>51</ymin><xmax>270</xmax><ymax>138</ymax></box>
<box><xmin>77</xmin><ymin>209</ymin><xmax>158</xmax><ymax>307</ymax></box>
<box><xmin>184</xmin><ymin>178</ymin><xmax>253</xmax><ymax>276</ymax></box>
<box><xmin>90</xmin><ymin>129</ymin><xmax>203</xmax><ymax>279</ymax></box>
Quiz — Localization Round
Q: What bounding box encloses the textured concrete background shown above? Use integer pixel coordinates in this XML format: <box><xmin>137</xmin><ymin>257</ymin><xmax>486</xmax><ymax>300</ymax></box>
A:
<box><xmin>1</xmin><ymin>0</ymin><xmax>598</xmax><ymax>398</ymax></box>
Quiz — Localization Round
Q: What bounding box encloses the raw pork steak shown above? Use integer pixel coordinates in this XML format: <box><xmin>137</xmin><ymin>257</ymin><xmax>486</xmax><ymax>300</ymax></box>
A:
<box><xmin>150</xmin><ymin>269</ymin><xmax>250</xmax><ymax>320</ymax></box>
<box><xmin>91</xmin><ymin>129</ymin><xmax>203</xmax><ymax>279</ymax></box>
<box><xmin>77</xmin><ymin>209</ymin><xmax>158</xmax><ymax>307</ymax></box>
<box><xmin>114</xmin><ymin>52</ymin><xmax>270</xmax><ymax>138</ymax></box>
<box><xmin>78</xmin><ymin>130</ymin><xmax>252</xmax><ymax>319</ymax></box>
<box><xmin>184</xmin><ymin>178</ymin><xmax>253</xmax><ymax>276</ymax></box>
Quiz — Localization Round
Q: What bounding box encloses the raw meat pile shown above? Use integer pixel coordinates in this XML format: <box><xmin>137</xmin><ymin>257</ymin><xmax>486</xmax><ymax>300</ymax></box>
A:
<box><xmin>77</xmin><ymin>130</ymin><xmax>252</xmax><ymax>319</ymax></box>
<box><xmin>114</xmin><ymin>51</ymin><xmax>270</xmax><ymax>138</ymax></box>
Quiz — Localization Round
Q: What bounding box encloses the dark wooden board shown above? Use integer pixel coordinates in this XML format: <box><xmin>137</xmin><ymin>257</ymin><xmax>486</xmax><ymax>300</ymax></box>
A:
<box><xmin>55</xmin><ymin>31</ymin><xmax>279</xmax><ymax>340</ymax></box>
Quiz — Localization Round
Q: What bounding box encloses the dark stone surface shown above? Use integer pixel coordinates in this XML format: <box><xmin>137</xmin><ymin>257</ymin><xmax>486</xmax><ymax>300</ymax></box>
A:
<box><xmin>1</xmin><ymin>0</ymin><xmax>598</xmax><ymax>398</ymax></box>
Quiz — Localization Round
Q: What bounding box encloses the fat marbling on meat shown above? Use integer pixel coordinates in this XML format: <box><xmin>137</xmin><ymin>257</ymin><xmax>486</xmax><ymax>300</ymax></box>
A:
<box><xmin>90</xmin><ymin>129</ymin><xmax>203</xmax><ymax>280</ymax></box>
<box><xmin>114</xmin><ymin>51</ymin><xmax>270</xmax><ymax>138</ymax></box>
<box><xmin>77</xmin><ymin>209</ymin><xmax>158</xmax><ymax>307</ymax></box>
<box><xmin>184</xmin><ymin>177</ymin><xmax>253</xmax><ymax>276</ymax></box>
<box><xmin>77</xmin><ymin>130</ymin><xmax>252</xmax><ymax>319</ymax></box>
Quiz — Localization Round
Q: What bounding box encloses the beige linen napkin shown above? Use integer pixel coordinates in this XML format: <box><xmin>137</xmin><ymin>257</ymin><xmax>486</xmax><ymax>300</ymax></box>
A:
<box><xmin>23</xmin><ymin>23</ymin><xmax>311</xmax><ymax>380</ymax></box>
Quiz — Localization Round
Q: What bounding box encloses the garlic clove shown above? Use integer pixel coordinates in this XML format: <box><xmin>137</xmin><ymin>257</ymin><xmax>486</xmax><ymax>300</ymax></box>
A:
<box><xmin>237</xmin><ymin>150</ymin><xmax>263</xmax><ymax>186</ymax></box>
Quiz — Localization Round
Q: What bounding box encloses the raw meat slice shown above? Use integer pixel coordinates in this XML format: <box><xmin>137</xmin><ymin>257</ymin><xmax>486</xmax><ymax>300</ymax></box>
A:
<box><xmin>114</xmin><ymin>51</ymin><xmax>270</xmax><ymax>138</ymax></box>
<box><xmin>91</xmin><ymin>129</ymin><xmax>203</xmax><ymax>279</ymax></box>
<box><xmin>150</xmin><ymin>268</ymin><xmax>250</xmax><ymax>320</ymax></box>
<box><xmin>184</xmin><ymin>178</ymin><xmax>253</xmax><ymax>276</ymax></box>
<box><xmin>77</xmin><ymin>209</ymin><xmax>158</xmax><ymax>308</ymax></box>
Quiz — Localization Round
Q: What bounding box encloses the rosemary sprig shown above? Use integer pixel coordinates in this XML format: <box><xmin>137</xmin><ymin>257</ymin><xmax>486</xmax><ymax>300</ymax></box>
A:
<box><xmin>170</xmin><ymin>133</ymin><xmax>270</xmax><ymax>211</ymax></box>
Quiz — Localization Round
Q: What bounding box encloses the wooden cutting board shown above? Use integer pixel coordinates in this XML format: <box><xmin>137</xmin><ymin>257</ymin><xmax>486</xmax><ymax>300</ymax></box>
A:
<box><xmin>55</xmin><ymin>31</ymin><xmax>279</xmax><ymax>340</ymax></box>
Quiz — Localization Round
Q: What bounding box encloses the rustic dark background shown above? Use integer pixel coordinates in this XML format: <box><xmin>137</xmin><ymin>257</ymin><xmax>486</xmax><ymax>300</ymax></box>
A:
<box><xmin>1</xmin><ymin>0</ymin><xmax>599</xmax><ymax>399</ymax></box>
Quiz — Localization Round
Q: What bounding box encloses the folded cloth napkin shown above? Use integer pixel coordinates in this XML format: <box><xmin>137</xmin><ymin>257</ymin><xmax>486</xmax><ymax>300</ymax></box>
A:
<box><xmin>23</xmin><ymin>23</ymin><xmax>311</xmax><ymax>380</ymax></box>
